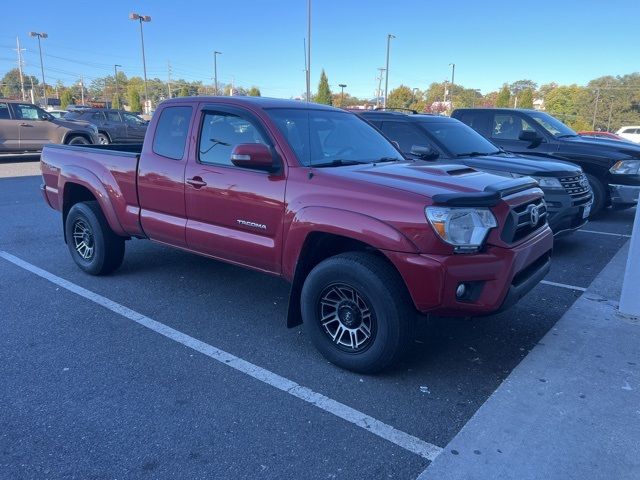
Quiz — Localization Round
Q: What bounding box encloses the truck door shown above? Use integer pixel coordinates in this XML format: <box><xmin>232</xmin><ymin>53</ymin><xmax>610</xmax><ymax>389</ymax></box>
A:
<box><xmin>184</xmin><ymin>105</ymin><xmax>286</xmax><ymax>274</ymax></box>
<box><xmin>137</xmin><ymin>105</ymin><xmax>193</xmax><ymax>247</ymax></box>
<box><xmin>122</xmin><ymin>112</ymin><xmax>148</xmax><ymax>143</ymax></box>
<box><xmin>12</xmin><ymin>103</ymin><xmax>52</xmax><ymax>150</ymax></box>
<box><xmin>0</xmin><ymin>101</ymin><xmax>19</xmax><ymax>151</ymax></box>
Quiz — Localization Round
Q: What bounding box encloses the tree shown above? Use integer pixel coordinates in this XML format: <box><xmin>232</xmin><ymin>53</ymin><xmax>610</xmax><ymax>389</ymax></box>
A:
<box><xmin>127</xmin><ymin>85</ymin><xmax>141</xmax><ymax>112</ymax></box>
<box><xmin>496</xmin><ymin>84</ymin><xmax>511</xmax><ymax>107</ymax></box>
<box><xmin>510</xmin><ymin>79</ymin><xmax>537</xmax><ymax>95</ymax></box>
<box><xmin>248</xmin><ymin>86</ymin><xmax>261</xmax><ymax>96</ymax></box>
<box><xmin>518</xmin><ymin>89</ymin><xmax>534</xmax><ymax>109</ymax></box>
<box><xmin>178</xmin><ymin>86</ymin><xmax>189</xmax><ymax>97</ymax></box>
<box><xmin>1</xmin><ymin>68</ymin><xmax>38</xmax><ymax>99</ymax></box>
<box><xmin>60</xmin><ymin>89</ymin><xmax>74</xmax><ymax>109</ymax></box>
<box><xmin>315</xmin><ymin>69</ymin><xmax>332</xmax><ymax>105</ymax></box>
<box><xmin>387</xmin><ymin>85</ymin><xmax>414</xmax><ymax>109</ymax></box>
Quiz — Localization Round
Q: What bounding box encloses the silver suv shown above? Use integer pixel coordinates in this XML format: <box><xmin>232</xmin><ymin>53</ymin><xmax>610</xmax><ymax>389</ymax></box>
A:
<box><xmin>0</xmin><ymin>99</ymin><xmax>98</xmax><ymax>152</ymax></box>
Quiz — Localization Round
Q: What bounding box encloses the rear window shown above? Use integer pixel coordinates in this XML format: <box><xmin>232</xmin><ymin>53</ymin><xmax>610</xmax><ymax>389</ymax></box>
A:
<box><xmin>152</xmin><ymin>106</ymin><xmax>192</xmax><ymax>160</ymax></box>
<box><xmin>0</xmin><ymin>102</ymin><xmax>9</xmax><ymax>119</ymax></box>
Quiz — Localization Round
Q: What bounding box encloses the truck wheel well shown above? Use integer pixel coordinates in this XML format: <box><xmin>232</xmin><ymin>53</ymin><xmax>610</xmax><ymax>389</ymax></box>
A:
<box><xmin>62</xmin><ymin>183</ymin><xmax>97</xmax><ymax>241</ymax></box>
<box><xmin>286</xmin><ymin>232</ymin><xmax>390</xmax><ymax>328</ymax></box>
<box><xmin>64</xmin><ymin>133</ymin><xmax>91</xmax><ymax>144</ymax></box>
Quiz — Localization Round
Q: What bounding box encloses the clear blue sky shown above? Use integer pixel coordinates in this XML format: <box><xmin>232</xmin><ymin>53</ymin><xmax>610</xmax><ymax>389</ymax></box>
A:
<box><xmin>1</xmin><ymin>0</ymin><xmax>638</xmax><ymax>98</ymax></box>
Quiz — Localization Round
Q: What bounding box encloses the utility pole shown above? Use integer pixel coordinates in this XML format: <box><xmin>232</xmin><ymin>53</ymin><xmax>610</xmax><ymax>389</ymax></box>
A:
<box><xmin>306</xmin><ymin>0</ymin><xmax>311</xmax><ymax>102</ymax></box>
<box><xmin>449</xmin><ymin>63</ymin><xmax>455</xmax><ymax>107</ymax></box>
<box><xmin>592</xmin><ymin>88</ymin><xmax>601</xmax><ymax>130</ymax></box>
<box><xmin>28</xmin><ymin>31</ymin><xmax>48</xmax><ymax>107</ymax></box>
<box><xmin>607</xmin><ymin>97</ymin><xmax>614</xmax><ymax>131</ymax></box>
<box><xmin>338</xmin><ymin>83</ymin><xmax>347</xmax><ymax>105</ymax></box>
<box><xmin>167</xmin><ymin>61</ymin><xmax>172</xmax><ymax>98</ymax></box>
<box><xmin>213</xmin><ymin>51</ymin><xmax>222</xmax><ymax>95</ymax></box>
<box><xmin>376</xmin><ymin>67</ymin><xmax>385</xmax><ymax>108</ymax></box>
<box><xmin>80</xmin><ymin>76</ymin><xmax>85</xmax><ymax>105</ymax></box>
<box><xmin>114</xmin><ymin>64</ymin><xmax>121</xmax><ymax>107</ymax></box>
<box><xmin>129</xmin><ymin>13</ymin><xmax>151</xmax><ymax>112</ymax></box>
<box><xmin>29</xmin><ymin>76</ymin><xmax>35</xmax><ymax>103</ymax></box>
<box><xmin>15</xmin><ymin>37</ymin><xmax>26</xmax><ymax>101</ymax></box>
<box><xmin>383</xmin><ymin>34</ymin><xmax>395</xmax><ymax>108</ymax></box>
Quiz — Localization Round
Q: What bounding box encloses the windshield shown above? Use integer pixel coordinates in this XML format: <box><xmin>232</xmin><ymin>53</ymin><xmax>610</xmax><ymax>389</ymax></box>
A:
<box><xmin>420</xmin><ymin>121</ymin><xmax>501</xmax><ymax>156</ymax></box>
<box><xmin>528</xmin><ymin>111</ymin><xmax>576</xmax><ymax>137</ymax></box>
<box><xmin>266</xmin><ymin>108</ymin><xmax>403</xmax><ymax>167</ymax></box>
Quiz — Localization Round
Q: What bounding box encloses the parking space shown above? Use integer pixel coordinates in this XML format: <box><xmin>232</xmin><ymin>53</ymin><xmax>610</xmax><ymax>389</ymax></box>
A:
<box><xmin>0</xmin><ymin>170</ymin><xmax>635</xmax><ymax>479</ymax></box>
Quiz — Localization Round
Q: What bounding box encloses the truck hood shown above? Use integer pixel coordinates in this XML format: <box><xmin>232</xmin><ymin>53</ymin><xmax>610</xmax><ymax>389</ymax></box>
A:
<box><xmin>560</xmin><ymin>135</ymin><xmax>640</xmax><ymax>159</ymax></box>
<box><xmin>52</xmin><ymin>118</ymin><xmax>94</xmax><ymax>131</ymax></box>
<box><xmin>441</xmin><ymin>153</ymin><xmax>582</xmax><ymax>177</ymax></box>
<box><xmin>318</xmin><ymin>160</ymin><xmax>530</xmax><ymax>199</ymax></box>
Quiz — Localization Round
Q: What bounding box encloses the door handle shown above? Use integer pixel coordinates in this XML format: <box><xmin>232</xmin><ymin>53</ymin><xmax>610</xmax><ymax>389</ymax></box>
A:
<box><xmin>186</xmin><ymin>177</ymin><xmax>207</xmax><ymax>188</ymax></box>
<box><xmin>19</xmin><ymin>123</ymin><xmax>31</xmax><ymax>127</ymax></box>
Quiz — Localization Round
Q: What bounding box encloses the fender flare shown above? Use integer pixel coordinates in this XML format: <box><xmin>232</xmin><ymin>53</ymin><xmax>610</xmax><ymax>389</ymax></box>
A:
<box><xmin>62</xmin><ymin>130</ymin><xmax>92</xmax><ymax>144</ymax></box>
<box><xmin>58</xmin><ymin>165</ymin><xmax>127</xmax><ymax>236</ymax></box>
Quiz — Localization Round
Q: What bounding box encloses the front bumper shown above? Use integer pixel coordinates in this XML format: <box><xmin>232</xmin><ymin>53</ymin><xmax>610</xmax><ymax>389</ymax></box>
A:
<box><xmin>609</xmin><ymin>184</ymin><xmax>640</xmax><ymax>205</ymax></box>
<box><xmin>384</xmin><ymin>225</ymin><xmax>554</xmax><ymax>317</ymax></box>
<box><xmin>544</xmin><ymin>188</ymin><xmax>591</xmax><ymax>235</ymax></box>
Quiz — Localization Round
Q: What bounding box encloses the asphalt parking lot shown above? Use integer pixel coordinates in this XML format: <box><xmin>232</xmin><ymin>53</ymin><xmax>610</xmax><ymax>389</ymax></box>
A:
<box><xmin>0</xmin><ymin>159</ymin><xmax>635</xmax><ymax>479</ymax></box>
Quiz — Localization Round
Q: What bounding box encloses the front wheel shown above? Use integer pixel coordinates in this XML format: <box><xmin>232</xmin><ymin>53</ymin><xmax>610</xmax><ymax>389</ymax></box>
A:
<box><xmin>67</xmin><ymin>135</ymin><xmax>90</xmax><ymax>145</ymax></box>
<box><xmin>301</xmin><ymin>252</ymin><xmax>414</xmax><ymax>373</ymax></box>
<box><xmin>97</xmin><ymin>133</ymin><xmax>110</xmax><ymax>145</ymax></box>
<box><xmin>585</xmin><ymin>173</ymin><xmax>607</xmax><ymax>217</ymax></box>
<box><xmin>65</xmin><ymin>201</ymin><xmax>125</xmax><ymax>275</ymax></box>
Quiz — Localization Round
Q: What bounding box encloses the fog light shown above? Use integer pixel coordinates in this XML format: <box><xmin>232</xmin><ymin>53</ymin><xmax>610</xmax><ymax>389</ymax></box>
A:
<box><xmin>456</xmin><ymin>283</ymin><xmax>467</xmax><ymax>299</ymax></box>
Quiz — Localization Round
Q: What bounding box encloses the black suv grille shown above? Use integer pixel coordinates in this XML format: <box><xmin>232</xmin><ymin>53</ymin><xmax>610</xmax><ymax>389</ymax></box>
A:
<box><xmin>560</xmin><ymin>174</ymin><xmax>592</xmax><ymax>206</ymax></box>
<box><xmin>501</xmin><ymin>199</ymin><xmax>548</xmax><ymax>243</ymax></box>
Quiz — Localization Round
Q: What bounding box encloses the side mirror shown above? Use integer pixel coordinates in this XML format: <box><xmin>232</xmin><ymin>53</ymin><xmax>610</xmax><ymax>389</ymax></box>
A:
<box><xmin>410</xmin><ymin>144</ymin><xmax>439</xmax><ymax>159</ymax></box>
<box><xmin>231</xmin><ymin>143</ymin><xmax>276</xmax><ymax>172</ymax></box>
<box><xmin>518</xmin><ymin>130</ymin><xmax>543</xmax><ymax>143</ymax></box>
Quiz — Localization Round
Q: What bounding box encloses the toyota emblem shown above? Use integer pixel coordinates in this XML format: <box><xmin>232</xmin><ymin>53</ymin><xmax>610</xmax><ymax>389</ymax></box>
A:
<box><xmin>529</xmin><ymin>206</ymin><xmax>540</xmax><ymax>227</ymax></box>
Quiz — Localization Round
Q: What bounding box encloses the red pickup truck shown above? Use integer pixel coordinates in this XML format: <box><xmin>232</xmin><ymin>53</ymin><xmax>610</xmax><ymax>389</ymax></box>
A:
<box><xmin>40</xmin><ymin>97</ymin><xmax>553</xmax><ymax>372</ymax></box>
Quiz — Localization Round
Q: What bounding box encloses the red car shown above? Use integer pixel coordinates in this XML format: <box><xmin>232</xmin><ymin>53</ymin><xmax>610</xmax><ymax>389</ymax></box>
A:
<box><xmin>577</xmin><ymin>131</ymin><xmax>627</xmax><ymax>141</ymax></box>
<box><xmin>40</xmin><ymin>97</ymin><xmax>553</xmax><ymax>373</ymax></box>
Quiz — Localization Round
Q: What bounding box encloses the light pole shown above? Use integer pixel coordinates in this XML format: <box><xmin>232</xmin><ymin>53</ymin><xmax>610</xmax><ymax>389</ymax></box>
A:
<box><xmin>28</xmin><ymin>31</ymin><xmax>48</xmax><ymax>107</ymax></box>
<box><xmin>449</xmin><ymin>63</ymin><xmax>455</xmax><ymax>107</ymax></box>
<box><xmin>306</xmin><ymin>0</ymin><xmax>311</xmax><ymax>102</ymax></box>
<box><xmin>383</xmin><ymin>34</ymin><xmax>395</xmax><ymax>108</ymax></box>
<box><xmin>213</xmin><ymin>51</ymin><xmax>222</xmax><ymax>95</ymax></box>
<box><xmin>114</xmin><ymin>64</ymin><xmax>122</xmax><ymax>108</ymax></box>
<box><xmin>129</xmin><ymin>12</ymin><xmax>151</xmax><ymax>112</ymax></box>
<box><xmin>338</xmin><ymin>83</ymin><xmax>347</xmax><ymax>105</ymax></box>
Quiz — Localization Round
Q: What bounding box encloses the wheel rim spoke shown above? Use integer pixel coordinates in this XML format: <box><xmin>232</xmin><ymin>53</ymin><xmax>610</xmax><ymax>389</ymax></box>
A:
<box><xmin>72</xmin><ymin>219</ymin><xmax>94</xmax><ymax>260</ymax></box>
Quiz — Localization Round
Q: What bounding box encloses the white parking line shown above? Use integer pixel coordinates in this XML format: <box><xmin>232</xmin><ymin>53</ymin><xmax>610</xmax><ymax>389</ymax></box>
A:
<box><xmin>0</xmin><ymin>250</ymin><xmax>443</xmax><ymax>462</ymax></box>
<box><xmin>540</xmin><ymin>280</ymin><xmax>587</xmax><ymax>292</ymax></box>
<box><xmin>578</xmin><ymin>229</ymin><xmax>631</xmax><ymax>238</ymax></box>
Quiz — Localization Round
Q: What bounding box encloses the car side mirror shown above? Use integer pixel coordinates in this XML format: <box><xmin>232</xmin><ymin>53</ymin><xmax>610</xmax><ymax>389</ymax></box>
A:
<box><xmin>410</xmin><ymin>144</ymin><xmax>439</xmax><ymax>159</ymax></box>
<box><xmin>231</xmin><ymin>143</ymin><xmax>276</xmax><ymax>172</ymax></box>
<box><xmin>519</xmin><ymin>130</ymin><xmax>543</xmax><ymax>144</ymax></box>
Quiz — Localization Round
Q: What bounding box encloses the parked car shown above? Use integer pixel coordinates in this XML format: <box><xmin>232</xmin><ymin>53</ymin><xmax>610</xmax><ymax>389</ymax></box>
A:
<box><xmin>48</xmin><ymin>109</ymin><xmax>69</xmax><ymax>119</ymax></box>
<box><xmin>358</xmin><ymin>110</ymin><xmax>592</xmax><ymax>235</ymax></box>
<box><xmin>40</xmin><ymin>97</ymin><xmax>553</xmax><ymax>373</ymax></box>
<box><xmin>615</xmin><ymin>126</ymin><xmax>640</xmax><ymax>143</ymax></box>
<box><xmin>0</xmin><ymin>98</ymin><xmax>98</xmax><ymax>152</ymax></box>
<box><xmin>64</xmin><ymin>108</ymin><xmax>148</xmax><ymax>145</ymax></box>
<box><xmin>452</xmin><ymin>108</ymin><xmax>640</xmax><ymax>215</ymax></box>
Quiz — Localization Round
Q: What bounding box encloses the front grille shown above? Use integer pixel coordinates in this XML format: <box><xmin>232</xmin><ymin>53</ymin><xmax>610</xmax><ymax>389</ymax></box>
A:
<box><xmin>501</xmin><ymin>198</ymin><xmax>548</xmax><ymax>243</ymax></box>
<box><xmin>560</xmin><ymin>174</ymin><xmax>592</xmax><ymax>206</ymax></box>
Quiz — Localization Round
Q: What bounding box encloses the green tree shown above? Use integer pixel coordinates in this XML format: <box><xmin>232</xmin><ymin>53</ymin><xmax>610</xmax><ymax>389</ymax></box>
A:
<box><xmin>112</xmin><ymin>94</ymin><xmax>121</xmax><ymax>109</ymax></box>
<box><xmin>315</xmin><ymin>69</ymin><xmax>332</xmax><ymax>105</ymax></box>
<box><xmin>496</xmin><ymin>84</ymin><xmax>511</xmax><ymax>107</ymax></box>
<box><xmin>127</xmin><ymin>85</ymin><xmax>141</xmax><ymax>112</ymax></box>
<box><xmin>60</xmin><ymin>89</ymin><xmax>74</xmax><ymax>109</ymax></box>
<box><xmin>387</xmin><ymin>85</ymin><xmax>414</xmax><ymax>109</ymax></box>
<box><xmin>248</xmin><ymin>86</ymin><xmax>261</xmax><ymax>96</ymax></box>
<box><xmin>518</xmin><ymin>89</ymin><xmax>534</xmax><ymax>109</ymax></box>
<box><xmin>1</xmin><ymin>68</ymin><xmax>38</xmax><ymax>98</ymax></box>
<box><xmin>178</xmin><ymin>86</ymin><xmax>189</xmax><ymax>97</ymax></box>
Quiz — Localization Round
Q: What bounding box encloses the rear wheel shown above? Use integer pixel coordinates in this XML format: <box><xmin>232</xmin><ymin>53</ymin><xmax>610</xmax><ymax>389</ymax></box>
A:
<box><xmin>65</xmin><ymin>201</ymin><xmax>125</xmax><ymax>275</ymax></box>
<box><xmin>67</xmin><ymin>135</ymin><xmax>90</xmax><ymax>145</ymax></box>
<box><xmin>586</xmin><ymin>173</ymin><xmax>607</xmax><ymax>217</ymax></box>
<box><xmin>301</xmin><ymin>252</ymin><xmax>414</xmax><ymax>373</ymax></box>
<box><xmin>97</xmin><ymin>133</ymin><xmax>110</xmax><ymax>145</ymax></box>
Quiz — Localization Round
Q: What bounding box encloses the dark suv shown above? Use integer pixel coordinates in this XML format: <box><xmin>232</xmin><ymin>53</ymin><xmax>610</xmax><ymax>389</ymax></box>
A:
<box><xmin>65</xmin><ymin>109</ymin><xmax>148</xmax><ymax>145</ymax></box>
<box><xmin>358</xmin><ymin>110</ymin><xmax>592</xmax><ymax>235</ymax></box>
<box><xmin>452</xmin><ymin>108</ymin><xmax>640</xmax><ymax>215</ymax></box>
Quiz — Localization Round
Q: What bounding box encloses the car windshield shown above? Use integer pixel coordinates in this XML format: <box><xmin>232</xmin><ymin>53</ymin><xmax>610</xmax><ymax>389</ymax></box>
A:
<box><xmin>266</xmin><ymin>108</ymin><xmax>403</xmax><ymax>167</ymax></box>
<box><xmin>528</xmin><ymin>111</ymin><xmax>576</xmax><ymax>137</ymax></box>
<box><xmin>419</xmin><ymin>121</ymin><xmax>501</xmax><ymax>156</ymax></box>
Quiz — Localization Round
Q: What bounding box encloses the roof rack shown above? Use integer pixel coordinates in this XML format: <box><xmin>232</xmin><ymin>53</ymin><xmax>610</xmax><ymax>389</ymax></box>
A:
<box><xmin>373</xmin><ymin>107</ymin><xmax>418</xmax><ymax>114</ymax></box>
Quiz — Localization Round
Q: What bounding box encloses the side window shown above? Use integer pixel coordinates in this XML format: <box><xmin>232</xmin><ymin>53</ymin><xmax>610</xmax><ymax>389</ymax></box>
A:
<box><xmin>91</xmin><ymin>112</ymin><xmax>105</xmax><ymax>122</ymax></box>
<box><xmin>0</xmin><ymin>103</ymin><xmax>9</xmax><ymax>119</ymax></box>
<box><xmin>106</xmin><ymin>111</ymin><xmax>121</xmax><ymax>123</ymax></box>
<box><xmin>198</xmin><ymin>111</ymin><xmax>268</xmax><ymax>166</ymax></box>
<box><xmin>492</xmin><ymin>114</ymin><xmax>535</xmax><ymax>140</ymax></box>
<box><xmin>381</xmin><ymin>121</ymin><xmax>429</xmax><ymax>153</ymax></box>
<box><xmin>152</xmin><ymin>106</ymin><xmax>192</xmax><ymax>160</ymax></box>
<box><xmin>459</xmin><ymin>111</ymin><xmax>491</xmax><ymax>136</ymax></box>
<box><xmin>13</xmin><ymin>104</ymin><xmax>41</xmax><ymax>120</ymax></box>
<box><xmin>123</xmin><ymin>112</ymin><xmax>145</xmax><ymax>126</ymax></box>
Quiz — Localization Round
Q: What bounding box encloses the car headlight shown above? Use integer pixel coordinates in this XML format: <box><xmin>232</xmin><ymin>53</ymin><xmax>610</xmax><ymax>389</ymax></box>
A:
<box><xmin>610</xmin><ymin>160</ymin><xmax>640</xmax><ymax>175</ymax></box>
<box><xmin>531</xmin><ymin>176</ymin><xmax>562</xmax><ymax>188</ymax></box>
<box><xmin>425</xmin><ymin>206</ymin><xmax>498</xmax><ymax>252</ymax></box>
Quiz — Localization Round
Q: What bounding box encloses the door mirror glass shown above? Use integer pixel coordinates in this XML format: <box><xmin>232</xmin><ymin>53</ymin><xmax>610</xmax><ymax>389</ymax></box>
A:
<box><xmin>231</xmin><ymin>143</ymin><xmax>275</xmax><ymax>171</ymax></box>
<box><xmin>410</xmin><ymin>144</ymin><xmax>439</xmax><ymax>159</ymax></box>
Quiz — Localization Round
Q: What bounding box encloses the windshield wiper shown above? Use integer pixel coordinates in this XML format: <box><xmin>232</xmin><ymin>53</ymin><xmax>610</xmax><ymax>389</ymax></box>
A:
<box><xmin>312</xmin><ymin>159</ymin><xmax>366</xmax><ymax>168</ymax></box>
<box><xmin>556</xmin><ymin>134</ymin><xmax>578</xmax><ymax>138</ymax></box>
<box><xmin>455</xmin><ymin>151</ymin><xmax>501</xmax><ymax>158</ymax></box>
<box><xmin>373</xmin><ymin>156</ymin><xmax>402</xmax><ymax>163</ymax></box>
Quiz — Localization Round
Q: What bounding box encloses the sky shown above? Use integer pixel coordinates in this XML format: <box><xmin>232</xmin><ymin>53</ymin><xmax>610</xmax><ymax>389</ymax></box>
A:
<box><xmin>1</xmin><ymin>0</ymin><xmax>639</xmax><ymax>99</ymax></box>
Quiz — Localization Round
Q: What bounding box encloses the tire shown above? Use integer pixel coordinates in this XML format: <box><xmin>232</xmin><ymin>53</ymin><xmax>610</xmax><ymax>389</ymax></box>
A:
<box><xmin>67</xmin><ymin>135</ymin><xmax>90</xmax><ymax>145</ymax></box>
<box><xmin>65</xmin><ymin>201</ymin><xmax>125</xmax><ymax>275</ymax></box>
<box><xmin>585</xmin><ymin>173</ymin><xmax>607</xmax><ymax>217</ymax></box>
<box><xmin>97</xmin><ymin>133</ymin><xmax>110</xmax><ymax>145</ymax></box>
<box><xmin>301</xmin><ymin>252</ymin><xmax>414</xmax><ymax>373</ymax></box>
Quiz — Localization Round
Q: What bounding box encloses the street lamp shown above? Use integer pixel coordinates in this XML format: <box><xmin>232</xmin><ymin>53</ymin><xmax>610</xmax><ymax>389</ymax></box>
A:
<box><xmin>129</xmin><ymin>12</ymin><xmax>151</xmax><ymax>112</ymax></box>
<box><xmin>114</xmin><ymin>64</ymin><xmax>122</xmax><ymax>108</ymax></box>
<box><xmin>213</xmin><ymin>51</ymin><xmax>222</xmax><ymax>95</ymax></box>
<box><xmin>28</xmin><ymin>31</ymin><xmax>48</xmax><ymax>107</ymax></box>
<box><xmin>338</xmin><ymin>83</ymin><xmax>347</xmax><ymax>105</ymax></box>
<box><xmin>449</xmin><ymin>63</ymin><xmax>455</xmax><ymax>107</ymax></box>
<box><xmin>383</xmin><ymin>34</ymin><xmax>396</xmax><ymax>108</ymax></box>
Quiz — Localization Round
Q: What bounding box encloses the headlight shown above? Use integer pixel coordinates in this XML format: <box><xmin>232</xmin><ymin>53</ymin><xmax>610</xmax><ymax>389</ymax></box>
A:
<box><xmin>610</xmin><ymin>160</ymin><xmax>640</xmax><ymax>175</ymax></box>
<box><xmin>531</xmin><ymin>176</ymin><xmax>562</xmax><ymax>188</ymax></box>
<box><xmin>425</xmin><ymin>207</ymin><xmax>498</xmax><ymax>252</ymax></box>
